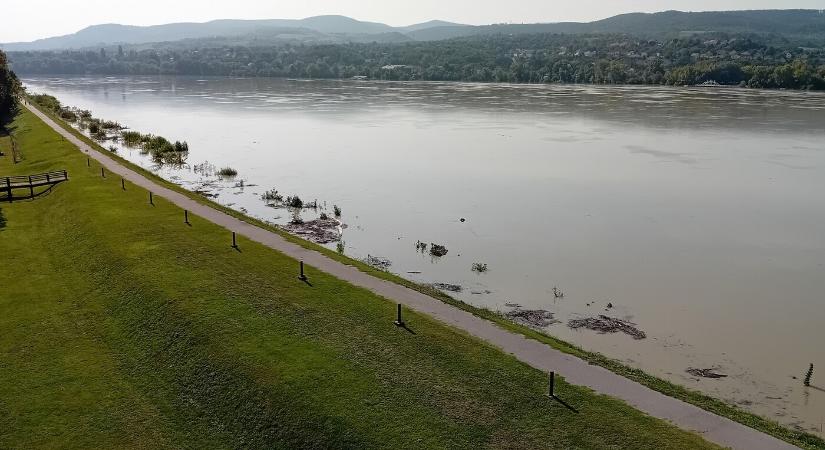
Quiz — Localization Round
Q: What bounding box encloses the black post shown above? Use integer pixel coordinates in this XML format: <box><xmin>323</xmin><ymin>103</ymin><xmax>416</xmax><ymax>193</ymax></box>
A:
<box><xmin>299</xmin><ymin>261</ymin><xmax>306</xmax><ymax>280</ymax></box>
<box><xmin>149</xmin><ymin>192</ymin><xmax>153</xmax><ymax>205</ymax></box>
<box><xmin>101</xmin><ymin>167</ymin><xmax>105</xmax><ymax>178</ymax></box>
<box><xmin>121</xmin><ymin>178</ymin><xmax>125</xmax><ymax>190</ymax></box>
<box><xmin>184</xmin><ymin>210</ymin><xmax>189</xmax><ymax>224</ymax></box>
<box><xmin>394</xmin><ymin>304</ymin><xmax>404</xmax><ymax>327</ymax></box>
<box><xmin>549</xmin><ymin>372</ymin><xmax>555</xmax><ymax>397</ymax></box>
<box><xmin>232</xmin><ymin>232</ymin><xmax>237</xmax><ymax>248</ymax></box>
<box><xmin>29</xmin><ymin>176</ymin><xmax>34</xmax><ymax>197</ymax></box>
<box><xmin>87</xmin><ymin>157</ymin><xmax>90</xmax><ymax>167</ymax></box>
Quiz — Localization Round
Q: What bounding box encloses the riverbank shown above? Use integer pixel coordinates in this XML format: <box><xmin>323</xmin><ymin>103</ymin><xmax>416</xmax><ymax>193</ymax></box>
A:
<box><xmin>0</xmin><ymin>106</ymin><xmax>736</xmax><ymax>448</ymax></box>
<box><xmin>17</xmin><ymin>94</ymin><xmax>824</xmax><ymax>446</ymax></box>
<box><xmin>24</xmin><ymin>83</ymin><xmax>824</xmax><ymax>446</ymax></box>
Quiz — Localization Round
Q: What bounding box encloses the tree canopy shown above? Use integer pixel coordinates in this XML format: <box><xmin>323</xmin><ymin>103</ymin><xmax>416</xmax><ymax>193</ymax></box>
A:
<box><xmin>8</xmin><ymin>32</ymin><xmax>825</xmax><ymax>90</ymax></box>
<box><xmin>0</xmin><ymin>50</ymin><xmax>22</xmax><ymax>120</ymax></box>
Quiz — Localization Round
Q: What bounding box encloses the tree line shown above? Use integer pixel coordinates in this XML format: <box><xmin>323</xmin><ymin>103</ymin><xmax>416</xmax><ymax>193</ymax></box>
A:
<box><xmin>8</xmin><ymin>32</ymin><xmax>825</xmax><ymax>90</ymax></box>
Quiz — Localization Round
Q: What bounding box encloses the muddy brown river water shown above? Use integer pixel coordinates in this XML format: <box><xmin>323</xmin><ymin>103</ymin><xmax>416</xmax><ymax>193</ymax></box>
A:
<box><xmin>23</xmin><ymin>76</ymin><xmax>825</xmax><ymax>435</ymax></box>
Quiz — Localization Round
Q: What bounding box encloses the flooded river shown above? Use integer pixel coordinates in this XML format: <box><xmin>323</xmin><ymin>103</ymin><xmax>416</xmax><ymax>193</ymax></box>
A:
<box><xmin>23</xmin><ymin>76</ymin><xmax>825</xmax><ymax>435</ymax></box>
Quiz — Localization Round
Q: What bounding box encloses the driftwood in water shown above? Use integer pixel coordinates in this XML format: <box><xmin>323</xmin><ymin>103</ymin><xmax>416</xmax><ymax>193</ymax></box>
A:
<box><xmin>506</xmin><ymin>309</ymin><xmax>559</xmax><ymax>328</ymax></box>
<box><xmin>283</xmin><ymin>218</ymin><xmax>342</xmax><ymax>244</ymax></box>
<box><xmin>686</xmin><ymin>368</ymin><xmax>728</xmax><ymax>379</ymax></box>
<box><xmin>568</xmin><ymin>315</ymin><xmax>646</xmax><ymax>340</ymax></box>
<box><xmin>429</xmin><ymin>283</ymin><xmax>462</xmax><ymax>293</ymax></box>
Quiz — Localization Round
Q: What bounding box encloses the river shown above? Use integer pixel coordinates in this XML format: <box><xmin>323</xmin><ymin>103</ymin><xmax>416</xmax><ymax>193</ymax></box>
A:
<box><xmin>23</xmin><ymin>76</ymin><xmax>825</xmax><ymax>435</ymax></box>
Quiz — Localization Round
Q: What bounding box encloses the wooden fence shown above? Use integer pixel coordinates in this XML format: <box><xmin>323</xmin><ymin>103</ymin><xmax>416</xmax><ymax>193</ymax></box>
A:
<box><xmin>1</xmin><ymin>170</ymin><xmax>68</xmax><ymax>201</ymax></box>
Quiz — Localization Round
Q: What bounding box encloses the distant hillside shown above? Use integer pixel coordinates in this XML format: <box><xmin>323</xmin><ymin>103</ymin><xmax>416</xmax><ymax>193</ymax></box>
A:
<box><xmin>411</xmin><ymin>10</ymin><xmax>825</xmax><ymax>42</ymax></box>
<box><xmin>0</xmin><ymin>16</ymin><xmax>426</xmax><ymax>51</ymax></box>
<box><xmin>3</xmin><ymin>10</ymin><xmax>824</xmax><ymax>51</ymax></box>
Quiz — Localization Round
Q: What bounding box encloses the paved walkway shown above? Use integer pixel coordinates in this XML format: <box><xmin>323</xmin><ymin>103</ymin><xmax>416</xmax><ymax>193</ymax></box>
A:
<box><xmin>27</xmin><ymin>103</ymin><xmax>798</xmax><ymax>449</ymax></box>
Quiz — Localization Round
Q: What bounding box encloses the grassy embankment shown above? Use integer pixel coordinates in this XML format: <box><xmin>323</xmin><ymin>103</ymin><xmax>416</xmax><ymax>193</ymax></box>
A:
<box><xmin>26</xmin><ymin>97</ymin><xmax>825</xmax><ymax>449</ymax></box>
<box><xmin>0</xmin><ymin>108</ymin><xmax>723</xmax><ymax>448</ymax></box>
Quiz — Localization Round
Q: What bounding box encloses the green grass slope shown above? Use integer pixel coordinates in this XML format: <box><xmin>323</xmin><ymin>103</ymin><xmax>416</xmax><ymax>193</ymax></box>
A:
<box><xmin>0</xmin><ymin>108</ymin><xmax>722</xmax><ymax>448</ymax></box>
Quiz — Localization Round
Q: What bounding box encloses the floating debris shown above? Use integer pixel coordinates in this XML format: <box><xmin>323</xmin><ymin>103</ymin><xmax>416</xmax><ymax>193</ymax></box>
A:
<box><xmin>283</xmin><ymin>217</ymin><xmax>343</xmax><ymax>244</ymax></box>
<box><xmin>472</xmin><ymin>262</ymin><xmax>488</xmax><ymax>273</ymax></box>
<box><xmin>505</xmin><ymin>309</ymin><xmax>559</xmax><ymax>328</ymax></box>
<box><xmin>194</xmin><ymin>190</ymin><xmax>218</xmax><ymax>198</ymax></box>
<box><xmin>363</xmin><ymin>254</ymin><xmax>392</xmax><ymax>270</ymax></box>
<box><xmin>430</xmin><ymin>244</ymin><xmax>449</xmax><ymax>257</ymax></box>
<box><xmin>568</xmin><ymin>315</ymin><xmax>646</xmax><ymax>340</ymax></box>
<box><xmin>504</xmin><ymin>302</ymin><xmax>523</xmax><ymax>308</ymax></box>
<box><xmin>430</xmin><ymin>283</ymin><xmax>462</xmax><ymax>293</ymax></box>
<box><xmin>686</xmin><ymin>368</ymin><xmax>728</xmax><ymax>379</ymax></box>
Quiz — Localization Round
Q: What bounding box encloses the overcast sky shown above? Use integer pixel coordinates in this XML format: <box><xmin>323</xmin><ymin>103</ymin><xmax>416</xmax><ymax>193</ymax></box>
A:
<box><xmin>3</xmin><ymin>0</ymin><xmax>825</xmax><ymax>42</ymax></box>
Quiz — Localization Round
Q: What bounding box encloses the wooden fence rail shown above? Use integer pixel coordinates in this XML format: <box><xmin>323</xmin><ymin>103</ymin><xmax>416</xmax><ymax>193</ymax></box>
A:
<box><xmin>1</xmin><ymin>170</ymin><xmax>68</xmax><ymax>201</ymax></box>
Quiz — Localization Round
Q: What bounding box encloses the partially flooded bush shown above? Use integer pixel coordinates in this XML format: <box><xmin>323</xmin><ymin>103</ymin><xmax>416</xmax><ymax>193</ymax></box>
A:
<box><xmin>262</xmin><ymin>189</ymin><xmax>283</xmax><ymax>202</ymax></box>
<box><xmin>59</xmin><ymin>109</ymin><xmax>77</xmax><ymax>122</ymax></box>
<box><xmin>286</xmin><ymin>195</ymin><xmax>303</xmax><ymax>208</ymax></box>
<box><xmin>120</xmin><ymin>131</ymin><xmax>143</xmax><ymax>147</ymax></box>
<box><xmin>218</xmin><ymin>167</ymin><xmax>238</xmax><ymax>178</ymax></box>
<box><xmin>100</xmin><ymin>120</ymin><xmax>122</xmax><ymax>130</ymax></box>
<box><xmin>430</xmin><ymin>244</ymin><xmax>448</xmax><ymax>257</ymax></box>
<box><xmin>472</xmin><ymin>262</ymin><xmax>488</xmax><ymax>273</ymax></box>
<box><xmin>333</xmin><ymin>205</ymin><xmax>342</xmax><ymax>217</ymax></box>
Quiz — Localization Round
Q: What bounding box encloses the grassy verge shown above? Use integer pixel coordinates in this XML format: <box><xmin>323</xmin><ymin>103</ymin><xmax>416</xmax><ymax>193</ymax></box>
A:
<box><xmin>25</xmin><ymin>99</ymin><xmax>825</xmax><ymax>449</ymax></box>
<box><xmin>0</xmin><ymin>107</ymin><xmax>728</xmax><ymax>448</ymax></box>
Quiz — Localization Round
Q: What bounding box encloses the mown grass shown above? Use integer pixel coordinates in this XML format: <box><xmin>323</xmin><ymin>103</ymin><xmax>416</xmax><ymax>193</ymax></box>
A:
<box><xmin>26</xmin><ymin>99</ymin><xmax>825</xmax><ymax>449</ymax></box>
<box><xmin>0</xmin><ymin>108</ymin><xmax>727</xmax><ymax>448</ymax></box>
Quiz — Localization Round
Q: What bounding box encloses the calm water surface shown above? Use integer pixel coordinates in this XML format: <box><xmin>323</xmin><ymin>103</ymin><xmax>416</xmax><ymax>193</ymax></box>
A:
<box><xmin>24</xmin><ymin>76</ymin><xmax>825</xmax><ymax>434</ymax></box>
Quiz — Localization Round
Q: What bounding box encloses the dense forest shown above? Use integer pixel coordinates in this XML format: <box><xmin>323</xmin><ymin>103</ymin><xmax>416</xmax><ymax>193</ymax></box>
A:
<box><xmin>9</xmin><ymin>32</ymin><xmax>825</xmax><ymax>90</ymax></box>
<box><xmin>0</xmin><ymin>50</ymin><xmax>21</xmax><ymax>119</ymax></box>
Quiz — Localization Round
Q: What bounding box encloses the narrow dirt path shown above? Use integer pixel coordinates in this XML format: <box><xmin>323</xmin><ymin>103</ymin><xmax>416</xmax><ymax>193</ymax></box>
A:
<box><xmin>26</xmin><ymin>103</ymin><xmax>798</xmax><ymax>450</ymax></box>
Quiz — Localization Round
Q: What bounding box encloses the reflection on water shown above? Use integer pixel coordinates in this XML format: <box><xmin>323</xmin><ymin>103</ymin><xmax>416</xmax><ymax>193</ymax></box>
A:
<box><xmin>24</xmin><ymin>76</ymin><xmax>825</xmax><ymax>435</ymax></box>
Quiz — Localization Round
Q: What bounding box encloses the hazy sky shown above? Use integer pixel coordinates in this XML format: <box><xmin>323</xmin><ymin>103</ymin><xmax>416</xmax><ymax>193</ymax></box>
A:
<box><xmin>3</xmin><ymin>0</ymin><xmax>825</xmax><ymax>42</ymax></box>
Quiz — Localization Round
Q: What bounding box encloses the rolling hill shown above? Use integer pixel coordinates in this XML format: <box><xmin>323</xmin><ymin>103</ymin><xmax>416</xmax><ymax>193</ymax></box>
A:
<box><xmin>3</xmin><ymin>10</ymin><xmax>824</xmax><ymax>51</ymax></box>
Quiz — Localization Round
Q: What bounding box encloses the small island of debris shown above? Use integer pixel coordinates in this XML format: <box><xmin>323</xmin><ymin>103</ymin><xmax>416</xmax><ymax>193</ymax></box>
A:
<box><xmin>567</xmin><ymin>315</ymin><xmax>646</xmax><ymax>340</ymax></box>
<box><xmin>505</xmin><ymin>309</ymin><xmax>559</xmax><ymax>329</ymax></box>
<box><xmin>283</xmin><ymin>217</ymin><xmax>343</xmax><ymax>244</ymax></box>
